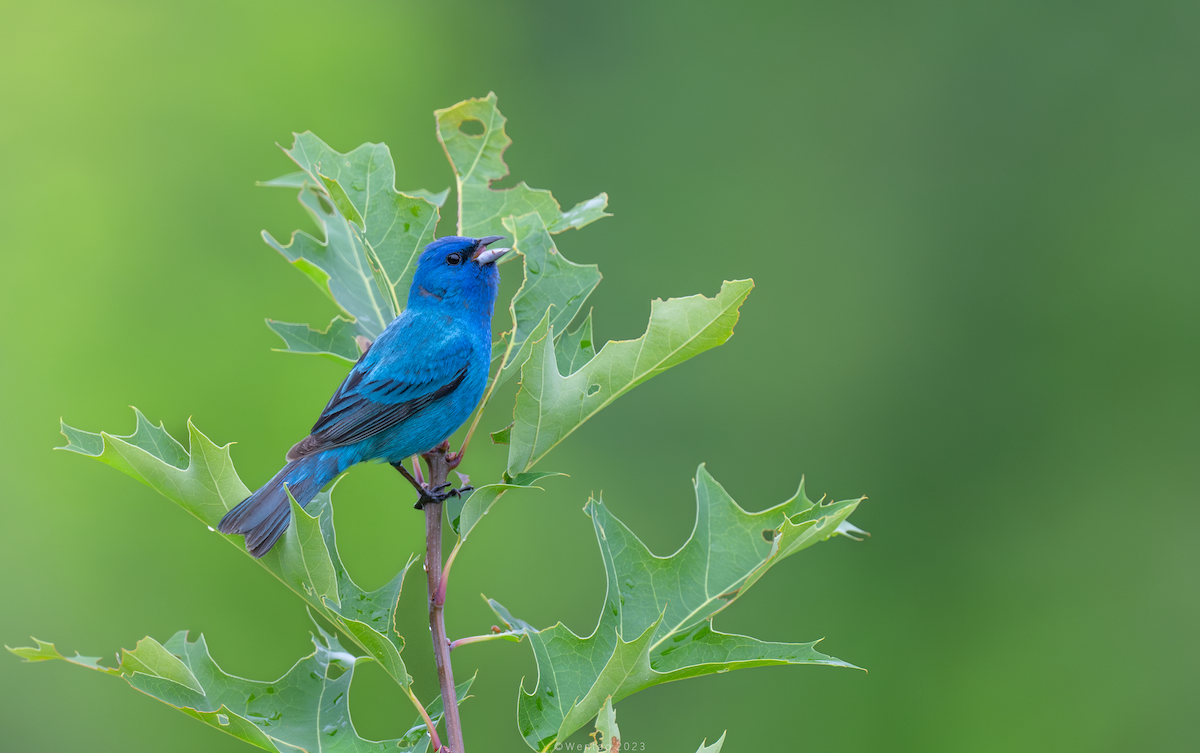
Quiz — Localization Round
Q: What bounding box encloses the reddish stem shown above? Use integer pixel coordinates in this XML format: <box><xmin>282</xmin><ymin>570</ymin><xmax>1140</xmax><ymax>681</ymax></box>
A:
<box><xmin>423</xmin><ymin>446</ymin><xmax>464</xmax><ymax>753</ymax></box>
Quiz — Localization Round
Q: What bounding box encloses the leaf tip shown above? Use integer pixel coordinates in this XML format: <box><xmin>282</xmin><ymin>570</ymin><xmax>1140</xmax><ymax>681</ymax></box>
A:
<box><xmin>809</xmin><ymin>637</ymin><xmax>866</xmax><ymax>672</ymax></box>
<box><xmin>835</xmin><ymin>520</ymin><xmax>870</xmax><ymax>541</ymax></box>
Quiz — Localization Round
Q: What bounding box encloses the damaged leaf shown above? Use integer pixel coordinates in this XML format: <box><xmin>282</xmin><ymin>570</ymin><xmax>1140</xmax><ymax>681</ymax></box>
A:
<box><xmin>485</xmin><ymin>465</ymin><xmax>864</xmax><ymax>750</ymax></box>
<box><xmin>8</xmin><ymin>625</ymin><xmax>471</xmax><ymax>753</ymax></box>
<box><xmin>507</xmin><ymin>280</ymin><xmax>753</xmax><ymax>476</ymax></box>
<box><xmin>56</xmin><ymin>409</ymin><xmax>415</xmax><ymax>688</ymax></box>
<box><xmin>436</xmin><ymin>92</ymin><xmax>609</xmax><ymax>240</ymax></box>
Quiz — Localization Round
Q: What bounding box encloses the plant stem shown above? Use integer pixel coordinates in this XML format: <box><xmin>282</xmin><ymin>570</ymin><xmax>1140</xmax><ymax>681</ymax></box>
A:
<box><xmin>403</xmin><ymin>688</ymin><xmax>442</xmax><ymax>753</ymax></box>
<box><xmin>449</xmin><ymin>630</ymin><xmax>520</xmax><ymax>651</ymax></box>
<box><xmin>423</xmin><ymin>448</ymin><xmax>464</xmax><ymax>753</ymax></box>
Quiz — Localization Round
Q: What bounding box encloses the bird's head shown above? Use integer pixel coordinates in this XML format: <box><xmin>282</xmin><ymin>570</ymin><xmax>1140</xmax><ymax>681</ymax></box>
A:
<box><xmin>408</xmin><ymin>235</ymin><xmax>509</xmax><ymax>316</ymax></box>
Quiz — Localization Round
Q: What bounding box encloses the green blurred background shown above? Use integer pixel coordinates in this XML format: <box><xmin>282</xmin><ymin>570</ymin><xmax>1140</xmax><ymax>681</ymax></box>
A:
<box><xmin>2</xmin><ymin>1</ymin><xmax>1196</xmax><ymax>751</ymax></box>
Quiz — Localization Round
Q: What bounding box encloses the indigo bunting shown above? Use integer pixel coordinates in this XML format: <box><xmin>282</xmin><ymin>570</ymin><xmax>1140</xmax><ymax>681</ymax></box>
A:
<box><xmin>219</xmin><ymin>235</ymin><xmax>508</xmax><ymax>557</ymax></box>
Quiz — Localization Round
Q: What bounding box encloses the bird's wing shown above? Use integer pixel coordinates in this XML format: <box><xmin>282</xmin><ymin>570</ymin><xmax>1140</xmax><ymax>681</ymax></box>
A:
<box><xmin>287</xmin><ymin>322</ymin><xmax>473</xmax><ymax>461</ymax></box>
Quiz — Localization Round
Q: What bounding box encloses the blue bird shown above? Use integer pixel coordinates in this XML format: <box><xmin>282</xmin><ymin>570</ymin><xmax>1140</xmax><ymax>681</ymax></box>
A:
<box><xmin>219</xmin><ymin>235</ymin><xmax>508</xmax><ymax>557</ymax></box>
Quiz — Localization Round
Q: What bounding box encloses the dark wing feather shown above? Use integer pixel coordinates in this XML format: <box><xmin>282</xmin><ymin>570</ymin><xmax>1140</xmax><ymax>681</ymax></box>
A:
<box><xmin>287</xmin><ymin>366</ymin><xmax>467</xmax><ymax>461</ymax></box>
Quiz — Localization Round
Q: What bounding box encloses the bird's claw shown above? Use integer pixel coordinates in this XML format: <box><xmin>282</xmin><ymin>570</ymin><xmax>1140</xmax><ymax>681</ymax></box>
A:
<box><xmin>412</xmin><ymin>485</ymin><xmax>448</xmax><ymax>509</ymax></box>
<box><xmin>399</xmin><ymin>447</ymin><xmax>471</xmax><ymax>509</ymax></box>
<box><xmin>412</xmin><ymin>482</ymin><xmax>474</xmax><ymax>509</ymax></box>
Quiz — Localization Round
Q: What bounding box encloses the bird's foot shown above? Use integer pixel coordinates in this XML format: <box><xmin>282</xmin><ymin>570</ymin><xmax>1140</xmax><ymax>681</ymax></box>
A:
<box><xmin>405</xmin><ymin>443</ymin><xmax>472</xmax><ymax>508</ymax></box>
<box><xmin>412</xmin><ymin>483</ymin><xmax>451</xmax><ymax>509</ymax></box>
<box><xmin>411</xmin><ymin>481</ymin><xmax>474</xmax><ymax>510</ymax></box>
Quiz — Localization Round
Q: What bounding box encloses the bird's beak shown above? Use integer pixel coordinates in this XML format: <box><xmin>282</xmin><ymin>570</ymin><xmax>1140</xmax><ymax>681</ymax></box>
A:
<box><xmin>473</xmin><ymin>236</ymin><xmax>509</xmax><ymax>265</ymax></box>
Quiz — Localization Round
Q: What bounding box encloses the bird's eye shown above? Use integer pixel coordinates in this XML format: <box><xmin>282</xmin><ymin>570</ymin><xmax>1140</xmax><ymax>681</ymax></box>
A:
<box><xmin>446</xmin><ymin>252</ymin><xmax>462</xmax><ymax>266</ymax></box>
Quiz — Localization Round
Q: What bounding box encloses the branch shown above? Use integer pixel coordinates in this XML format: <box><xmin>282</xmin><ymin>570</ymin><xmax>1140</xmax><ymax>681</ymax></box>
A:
<box><xmin>422</xmin><ymin>447</ymin><xmax>465</xmax><ymax>753</ymax></box>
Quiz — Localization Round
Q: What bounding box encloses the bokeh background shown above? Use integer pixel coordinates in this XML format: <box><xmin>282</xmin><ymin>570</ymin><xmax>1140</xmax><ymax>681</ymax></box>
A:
<box><xmin>2</xmin><ymin>1</ymin><xmax>1197</xmax><ymax>751</ymax></box>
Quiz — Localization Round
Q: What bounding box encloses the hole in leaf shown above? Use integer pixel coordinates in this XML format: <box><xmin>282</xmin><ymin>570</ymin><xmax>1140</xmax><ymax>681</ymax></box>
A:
<box><xmin>762</xmin><ymin>529</ymin><xmax>776</xmax><ymax>542</ymax></box>
<box><xmin>216</xmin><ymin>714</ymin><xmax>230</xmax><ymax>726</ymax></box>
<box><xmin>458</xmin><ymin>118</ymin><xmax>485</xmax><ymax>136</ymax></box>
<box><xmin>587</xmin><ymin>384</ymin><xmax>601</xmax><ymax>396</ymax></box>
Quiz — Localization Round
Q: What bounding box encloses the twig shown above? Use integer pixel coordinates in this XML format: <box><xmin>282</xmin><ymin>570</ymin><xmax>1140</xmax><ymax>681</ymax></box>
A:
<box><xmin>403</xmin><ymin>687</ymin><xmax>442</xmax><ymax>753</ymax></box>
<box><xmin>449</xmin><ymin>629</ymin><xmax>522</xmax><ymax>652</ymax></box>
<box><xmin>422</xmin><ymin>446</ymin><xmax>465</xmax><ymax>753</ymax></box>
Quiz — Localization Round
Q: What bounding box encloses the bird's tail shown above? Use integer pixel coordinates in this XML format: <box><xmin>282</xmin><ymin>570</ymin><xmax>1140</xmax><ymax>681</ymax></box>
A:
<box><xmin>218</xmin><ymin>453</ymin><xmax>340</xmax><ymax>558</ymax></box>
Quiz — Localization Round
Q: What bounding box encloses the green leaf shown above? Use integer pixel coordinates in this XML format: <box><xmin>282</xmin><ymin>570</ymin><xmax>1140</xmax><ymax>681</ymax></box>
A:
<box><xmin>435</xmin><ymin>92</ymin><xmax>610</xmax><ymax>240</ymax></box>
<box><xmin>491</xmin><ymin>213</ymin><xmax>602</xmax><ymax>387</ymax></box>
<box><xmin>401</xmin><ymin>187</ymin><xmax>451</xmax><ymax>208</ymax></box>
<box><xmin>506</xmin><ymin>280</ymin><xmax>754</xmax><ymax>476</ymax></box>
<box><xmin>120</xmin><ymin>636</ymin><xmax>205</xmax><ymax>695</ymax></box>
<box><xmin>585</xmin><ymin>697</ymin><xmax>619</xmax><ymax>752</ymax></box>
<box><xmin>262</xmin><ymin>171</ymin><xmax>449</xmax><ymax>209</ymax></box>
<box><xmin>836</xmin><ymin>520</ymin><xmax>870</xmax><ymax>541</ymax></box>
<box><xmin>431</xmin><ymin>96</ymin><xmax>608</xmax><ymax>399</ymax></box>
<box><xmin>266</xmin><ymin>316</ymin><xmax>361</xmax><ymax>364</ymax></box>
<box><xmin>580</xmin><ymin>697</ymin><xmax>725</xmax><ymax>753</ymax></box>
<box><xmin>487</xmin><ymin>465</ymin><xmax>863</xmax><ymax>751</ymax></box>
<box><xmin>594</xmin><ymin>697</ymin><xmax>618</xmax><ymax>746</ymax></box>
<box><xmin>257</xmin><ymin>171</ymin><xmax>309</xmax><ymax>189</ymax></box>
<box><xmin>445</xmin><ymin>471</ymin><xmax>565</xmax><ymax>540</ymax></box>
<box><xmin>318</xmin><ymin>172</ymin><xmax>364</xmax><ymax>227</ymax></box>
<box><xmin>265</xmin><ymin>183</ymin><xmax>394</xmax><ymax>336</ymax></box>
<box><xmin>280</xmin><ymin>491</ymin><xmax>339</xmax><ymax>607</ymax></box>
<box><xmin>5</xmin><ymin>638</ymin><xmax>119</xmax><ymax>675</ymax></box>
<box><xmin>555</xmin><ymin>311</ymin><xmax>595</xmax><ymax>376</ymax></box>
<box><xmin>696</xmin><ymin>733</ymin><xmax>727</xmax><ymax>752</ymax></box>
<box><xmin>9</xmin><ymin>627</ymin><xmax>471</xmax><ymax>753</ymax></box>
<box><xmin>56</xmin><ymin>410</ymin><xmax>415</xmax><ymax>687</ymax></box>
<box><xmin>490</xmin><ymin>423</ymin><xmax>513</xmax><ymax>445</ymax></box>
<box><xmin>263</xmin><ymin>133</ymin><xmax>443</xmax><ymax>339</ymax></box>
